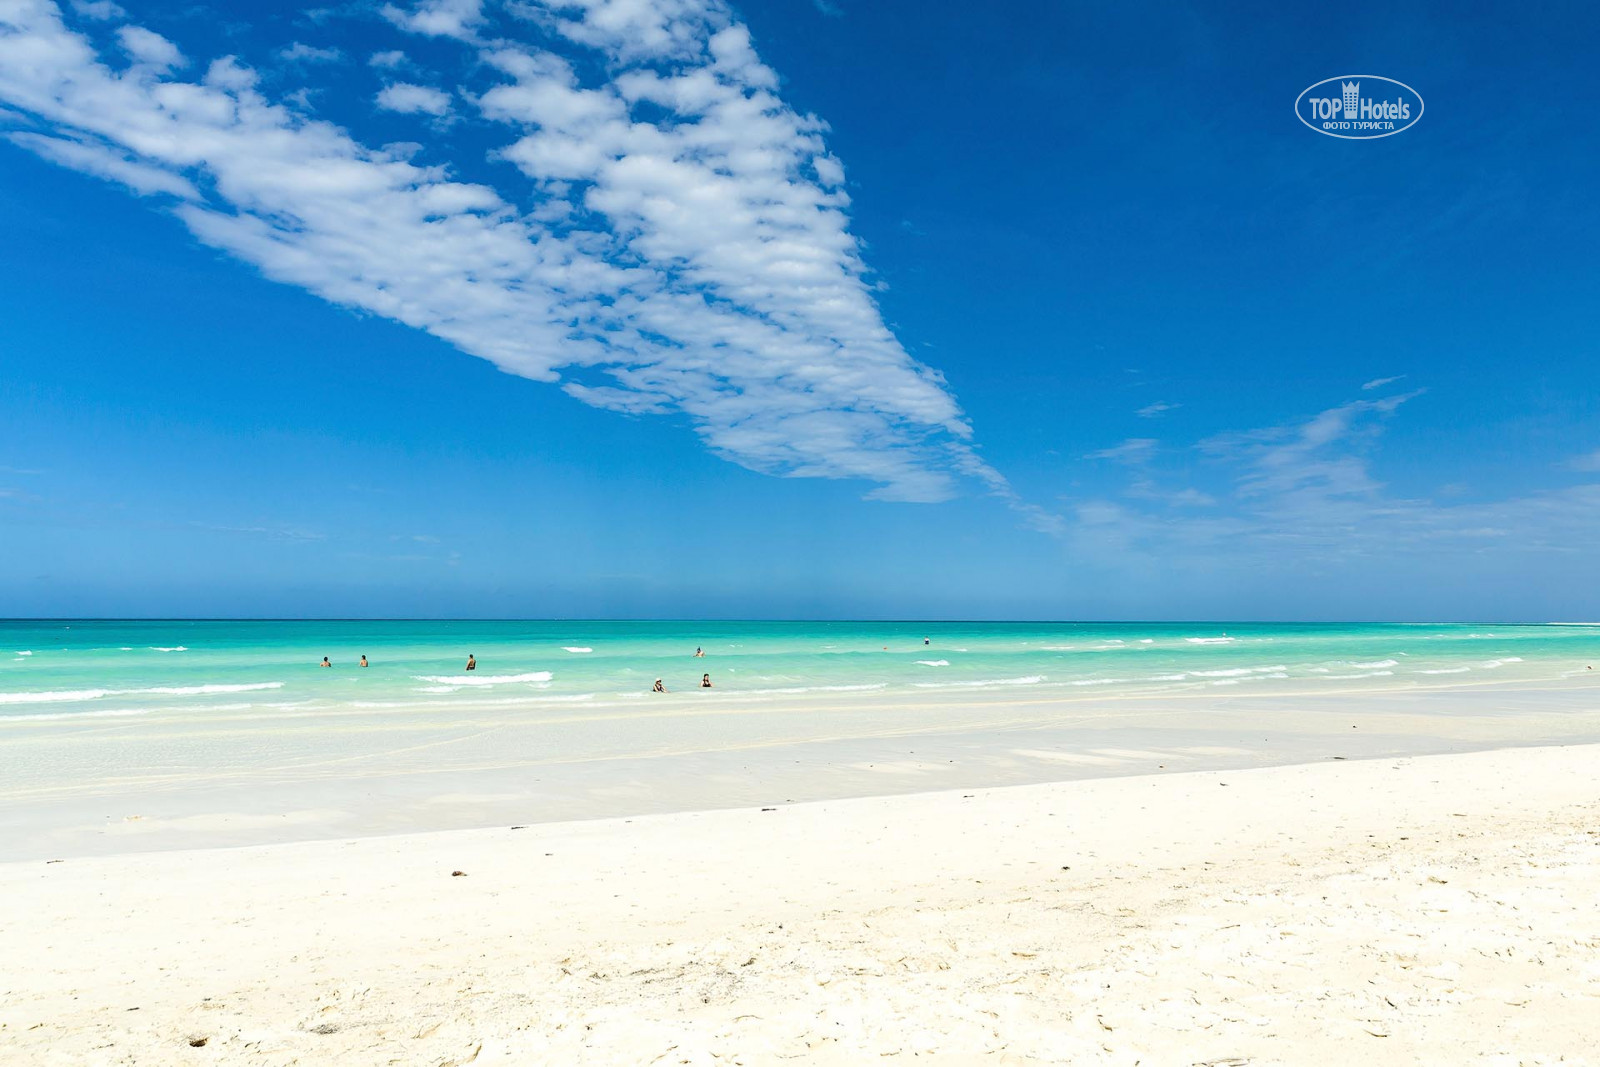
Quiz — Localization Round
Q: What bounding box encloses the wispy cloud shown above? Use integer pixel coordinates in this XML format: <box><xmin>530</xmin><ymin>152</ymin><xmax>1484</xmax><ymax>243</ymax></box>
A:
<box><xmin>0</xmin><ymin>0</ymin><xmax>1031</xmax><ymax>512</ymax></box>
<box><xmin>1069</xmin><ymin>388</ymin><xmax>1600</xmax><ymax>575</ymax></box>
<box><xmin>188</xmin><ymin>521</ymin><xmax>327</xmax><ymax>542</ymax></box>
<box><xmin>279</xmin><ymin>41</ymin><xmax>344</xmax><ymax>63</ymax></box>
<box><xmin>68</xmin><ymin>0</ymin><xmax>122</xmax><ymax>19</ymax></box>
<box><xmin>1569</xmin><ymin>449</ymin><xmax>1600</xmax><ymax>473</ymax></box>
<box><xmin>1085</xmin><ymin>438</ymin><xmax>1158</xmax><ymax>464</ymax></box>
<box><xmin>1135</xmin><ymin>400</ymin><xmax>1178</xmax><ymax>418</ymax></box>
<box><xmin>1361</xmin><ymin>374</ymin><xmax>1403</xmax><ymax>391</ymax></box>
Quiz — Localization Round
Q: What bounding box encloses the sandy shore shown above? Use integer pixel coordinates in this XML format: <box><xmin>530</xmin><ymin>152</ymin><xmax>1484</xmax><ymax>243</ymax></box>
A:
<box><xmin>3</xmin><ymin>744</ymin><xmax>1598</xmax><ymax>1065</ymax></box>
<box><xmin>9</xmin><ymin>677</ymin><xmax>1600</xmax><ymax>860</ymax></box>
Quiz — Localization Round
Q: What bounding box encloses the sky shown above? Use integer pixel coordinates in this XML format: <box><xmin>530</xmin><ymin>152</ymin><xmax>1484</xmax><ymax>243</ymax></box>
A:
<box><xmin>1</xmin><ymin>0</ymin><xmax>1597</xmax><ymax>620</ymax></box>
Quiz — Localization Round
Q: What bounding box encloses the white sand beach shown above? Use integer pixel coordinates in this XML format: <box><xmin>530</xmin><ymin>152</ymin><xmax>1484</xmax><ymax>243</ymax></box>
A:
<box><xmin>4</xmin><ymin>743</ymin><xmax>1598</xmax><ymax>1065</ymax></box>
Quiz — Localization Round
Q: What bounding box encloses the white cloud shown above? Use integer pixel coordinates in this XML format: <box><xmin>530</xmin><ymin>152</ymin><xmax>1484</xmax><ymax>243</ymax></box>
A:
<box><xmin>1361</xmin><ymin>374</ymin><xmax>1403</xmax><ymax>390</ymax></box>
<box><xmin>0</xmin><ymin>0</ymin><xmax>1031</xmax><ymax>511</ymax></box>
<box><xmin>279</xmin><ymin>41</ymin><xmax>343</xmax><ymax>63</ymax></box>
<box><xmin>5</xmin><ymin>132</ymin><xmax>199</xmax><ymax>197</ymax></box>
<box><xmin>376</xmin><ymin>82</ymin><xmax>452</xmax><ymax>116</ymax></box>
<box><xmin>115</xmin><ymin>24</ymin><xmax>183</xmax><ymax>68</ymax></box>
<box><xmin>69</xmin><ymin>0</ymin><xmax>123</xmax><ymax>18</ymax></box>
<box><xmin>1135</xmin><ymin>400</ymin><xmax>1178</xmax><ymax>418</ymax></box>
<box><xmin>369</xmin><ymin>49</ymin><xmax>410</xmax><ymax>68</ymax></box>
<box><xmin>523</xmin><ymin>0</ymin><xmax>710</xmax><ymax>63</ymax></box>
<box><xmin>381</xmin><ymin>0</ymin><xmax>483</xmax><ymax>39</ymax></box>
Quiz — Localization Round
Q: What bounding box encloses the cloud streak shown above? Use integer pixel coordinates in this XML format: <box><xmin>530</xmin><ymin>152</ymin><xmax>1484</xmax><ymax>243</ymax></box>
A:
<box><xmin>0</xmin><ymin>0</ymin><xmax>1023</xmax><ymax>508</ymax></box>
<box><xmin>1069</xmin><ymin>387</ymin><xmax>1600</xmax><ymax>577</ymax></box>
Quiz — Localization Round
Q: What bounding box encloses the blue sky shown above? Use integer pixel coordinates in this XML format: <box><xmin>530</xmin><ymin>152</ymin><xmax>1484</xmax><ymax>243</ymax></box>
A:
<box><xmin>1</xmin><ymin>0</ymin><xmax>1597</xmax><ymax>619</ymax></box>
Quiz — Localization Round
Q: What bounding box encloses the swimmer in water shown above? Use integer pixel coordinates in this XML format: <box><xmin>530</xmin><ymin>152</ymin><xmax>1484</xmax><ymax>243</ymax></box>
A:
<box><xmin>465</xmin><ymin>654</ymin><xmax>476</xmax><ymax>672</ymax></box>
<box><xmin>924</xmin><ymin>637</ymin><xmax>930</xmax><ymax>645</ymax></box>
<box><xmin>653</xmin><ymin>678</ymin><xmax>667</xmax><ymax>693</ymax></box>
<box><xmin>701</xmin><ymin>673</ymin><xmax>712</xmax><ymax>688</ymax></box>
<box><xmin>359</xmin><ymin>655</ymin><xmax>368</xmax><ymax>668</ymax></box>
<box><xmin>320</xmin><ymin>656</ymin><xmax>331</xmax><ymax>668</ymax></box>
<box><xmin>695</xmin><ymin>647</ymin><xmax>704</xmax><ymax>658</ymax></box>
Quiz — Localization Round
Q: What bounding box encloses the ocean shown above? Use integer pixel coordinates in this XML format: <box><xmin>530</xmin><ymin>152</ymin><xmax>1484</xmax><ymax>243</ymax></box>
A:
<box><xmin>5</xmin><ymin>620</ymin><xmax>1599</xmax><ymax>857</ymax></box>
<box><xmin>2</xmin><ymin>620</ymin><xmax>1596</xmax><ymax>722</ymax></box>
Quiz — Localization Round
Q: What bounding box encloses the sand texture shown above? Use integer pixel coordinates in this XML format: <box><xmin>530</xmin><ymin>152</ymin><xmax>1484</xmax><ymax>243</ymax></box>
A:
<box><xmin>3</xmin><ymin>745</ymin><xmax>1598</xmax><ymax>1065</ymax></box>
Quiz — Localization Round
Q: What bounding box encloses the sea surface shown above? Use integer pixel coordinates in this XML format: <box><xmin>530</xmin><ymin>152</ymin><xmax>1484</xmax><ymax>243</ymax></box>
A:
<box><xmin>2</xmin><ymin>619</ymin><xmax>1597</xmax><ymax>723</ymax></box>
<box><xmin>5</xmin><ymin>620</ymin><xmax>1599</xmax><ymax>858</ymax></box>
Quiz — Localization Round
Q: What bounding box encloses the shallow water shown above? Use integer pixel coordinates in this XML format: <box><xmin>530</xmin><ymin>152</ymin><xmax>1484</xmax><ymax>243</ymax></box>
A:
<box><xmin>3</xmin><ymin>620</ymin><xmax>1598</xmax><ymax>858</ymax></box>
<box><xmin>4</xmin><ymin>620</ymin><xmax>1596</xmax><ymax>722</ymax></box>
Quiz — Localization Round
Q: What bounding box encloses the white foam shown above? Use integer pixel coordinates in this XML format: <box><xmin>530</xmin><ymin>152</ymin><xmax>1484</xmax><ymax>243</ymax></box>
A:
<box><xmin>150</xmin><ymin>646</ymin><xmax>188</xmax><ymax>652</ymax></box>
<box><xmin>14</xmin><ymin>650</ymin><xmax>32</xmax><ymax>656</ymax></box>
<box><xmin>914</xmin><ymin>675</ymin><xmax>1044</xmax><ymax>689</ymax></box>
<box><xmin>1352</xmin><ymin>659</ymin><xmax>1399</xmax><ymax>669</ymax></box>
<box><xmin>1419</xmin><ymin>667</ymin><xmax>1471</xmax><ymax>675</ymax></box>
<box><xmin>915</xmin><ymin>659</ymin><xmax>950</xmax><ymax>667</ymax></box>
<box><xmin>561</xmin><ymin>647</ymin><xmax>593</xmax><ymax>653</ymax></box>
<box><xmin>1185</xmin><ymin>637</ymin><xmax>1235</xmax><ymax>645</ymax></box>
<box><xmin>413</xmin><ymin>671</ymin><xmax>554</xmax><ymax>687</ymax></box>
<box><xmin>1139</xmin><ymin>639</ymin><xmax>1154</xmax><ymax>644</ymax></box>
<box><xmin>0</xmin><ymin>688</ymin><xmax>110</xmax><ymax>705</ymax></box>
<box><xmin>2</xmin><ymin>707</ymin><xmax>150</xmax><ymax>723</ymax></box>
<box><xmin>1480</xmin><ymin>657</ymin><xmax>1524</xmax><ymax>669</ymax></box>
<box><xmin>1188</xmin><ymin>665</ymin><xmax>1287</xmax><ymax>678</ymax></box>
<box><xmin>1</xmin><ymin>680</ymin><xmax>287</xmax><ymax>705</ymax></box>
<box><xmin>1145</xmin><ymin>674</ymin><xmax>1189</xmax><ymax>682</ymax></box>
<box><xmin>1322</xmin><ymin>670</ymin><xmax>1395</xmax><ymax>679</ymax></box>
<box><xmin>139</xmin><ymin>682</ymin><xmax>284</xmax><ymax>696</ymax></box>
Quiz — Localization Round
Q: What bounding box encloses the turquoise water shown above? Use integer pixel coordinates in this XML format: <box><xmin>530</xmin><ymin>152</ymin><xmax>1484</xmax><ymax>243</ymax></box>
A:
<box><xmin>3</xmin><ymin>620</ymin><xmax>1597</xmax><ymax>723</ymax></box>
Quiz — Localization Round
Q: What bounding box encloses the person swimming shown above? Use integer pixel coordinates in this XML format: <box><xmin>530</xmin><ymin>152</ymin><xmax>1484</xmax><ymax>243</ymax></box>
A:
<box><xmin>653</xmin><ymin>678</ymin><xmax>667</xmax><ymax>693</ymax></box>
<box><xmin>359</xmin><ymin>655</ymin><xmax>368</xmax><ymax>668</ymax></box>
<box><xmin>465</xmin><ymin>654</ymin><xmax>476</xmax><ymax>672</ymax></box>
<box><xmin>320</xmin><ymin>656</ymin><xmax>331</xmax><ymax>668</ymax></box>
<box><xmin>701</xmin><ymin>673</ymin><xmax>712</xmax><ymax>688</ymax></box>
<box><xmin>924</xmin><ymin>637</ymin><xmax>930</xmax><ymax>645</ymax></box>
<box><xmin>694</xmin><ymin>647</ymin><xmax>704</xmax><ymax>658</ymax></box>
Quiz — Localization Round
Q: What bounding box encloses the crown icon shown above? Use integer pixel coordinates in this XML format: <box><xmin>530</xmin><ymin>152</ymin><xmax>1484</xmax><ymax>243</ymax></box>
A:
<box><xmin>1342</xmin><ymin>81</ymin><xmax>1360</xmax><ymax>118</ymax></box>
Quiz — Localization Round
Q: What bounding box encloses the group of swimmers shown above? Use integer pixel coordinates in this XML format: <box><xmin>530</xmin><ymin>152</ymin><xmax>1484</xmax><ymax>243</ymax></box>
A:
<box><xmin>319</xmin><ymin>639</ymin><xmax>939</xmax><ymax>691</ymax></box>
<box><xmin>650</xmin><ymin>647</ymin><xmax>719</xmax><ymax>692</ymax></box>
<box><xmin>317</xmin><ymin>654</ymin><xmax>470</xmax><ymax>669</ymax></box>
<box><xmin>653</xmin><ymin>673</ymin><xmax>713</xmax><ymax>693</ymax></box>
